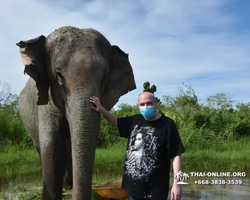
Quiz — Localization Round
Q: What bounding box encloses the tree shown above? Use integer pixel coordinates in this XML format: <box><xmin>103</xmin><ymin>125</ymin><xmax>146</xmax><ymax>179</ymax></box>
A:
<box><xmin>206</xmin><ymin>93</ymin><xmax>234</xmax><ymax>109</ymax></box>
<box><xmin>0</xmin><ymin>81</ymin><xmax>11</xmax><ymax>106</ymax></box>
<box><xmin>174</xmin><ymin>83</ymin><xmax>198</xmax><ymax>108</ymax></box>
<box><xmin>143</xmin><ymin>81</ymin><xmax>161</xmax><ymax>104</ymax></box>
<box><xmin>143</xmin><ymin>81</ymin><xmax>156</xmax><ymax>93</ymax></box>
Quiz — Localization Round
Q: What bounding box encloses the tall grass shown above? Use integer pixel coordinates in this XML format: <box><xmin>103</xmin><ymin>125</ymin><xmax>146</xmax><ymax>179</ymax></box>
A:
<box><xmin>1</xmin><ymin>138</ymin><xmax>249</xmax><ymax>188</ymax></box>
<box><xmin>0</xmin><ymin>93</ymin><xmax>32</xmax><ymax>152</ymax></box>
<box><xmin>0</xmin><ymin>147</ymin><xmax>41</xmax><ymax>186</ymax></box>
<box><xmin>93</xmin><ymin>140</ymin><xmax>127</xmax><ymax>185</ymax></box>
<box><xmin>182</xmin><ymin>138</ymin><xmax>250</xmax><ymax>171</ymax></box>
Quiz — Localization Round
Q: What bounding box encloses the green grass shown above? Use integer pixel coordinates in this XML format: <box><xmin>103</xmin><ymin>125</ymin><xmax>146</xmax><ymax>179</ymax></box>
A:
<box><xmin>1</xmin><ymin>138</ymin><xmax>249</xmax><ymax>186</ymax></box>
<box><xmin>93</xmin><ymin>140</ymin><xmax>127</xmax><ymax>184</ymax></box>
<box><xmin>182</xmin><ymin>138</ymin><xmax>250</xmax><ymax>171</ymax></box>
<box><xmin>0</xmin><ymin>148</ymin><xmax>41</xmax><ymax>187</ymax></box>
<box><xmin>0</xmin><ymin>138</ymin><xmax>249</xmax><ymax>199</ymax></box>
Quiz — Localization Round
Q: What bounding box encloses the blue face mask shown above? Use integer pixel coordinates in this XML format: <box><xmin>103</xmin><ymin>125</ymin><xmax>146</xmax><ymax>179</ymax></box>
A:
<box><xmin>140</xmin><ymin>106</ymin><xmax>155</xmax><ymax>119</ymax></box>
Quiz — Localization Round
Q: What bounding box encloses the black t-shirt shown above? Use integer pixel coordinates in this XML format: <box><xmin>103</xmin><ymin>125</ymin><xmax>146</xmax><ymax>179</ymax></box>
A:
<box><xmin>117</xmin><ymin>114</ymin><xmax>185</xmax><ymax>199</ymax></box>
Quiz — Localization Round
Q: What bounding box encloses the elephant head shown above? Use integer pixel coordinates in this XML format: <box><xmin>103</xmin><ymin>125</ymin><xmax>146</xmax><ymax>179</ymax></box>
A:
<box><xmin>16</xmin><ymin>26</ymin><xmax>136</xmax><ymax>200</ymax></box>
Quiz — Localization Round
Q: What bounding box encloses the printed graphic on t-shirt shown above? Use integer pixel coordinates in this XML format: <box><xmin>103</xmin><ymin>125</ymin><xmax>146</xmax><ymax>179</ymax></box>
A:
<box><xmin>125</xmin><ymin>125</ymin><xmax>159</xmax><ymax>180</ymax></box>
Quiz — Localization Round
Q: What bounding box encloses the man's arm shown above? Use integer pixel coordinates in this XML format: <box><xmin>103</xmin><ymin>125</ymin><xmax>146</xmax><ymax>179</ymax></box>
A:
<box><xmin>90</xmin><ymin>96</ymin><xmax>118</xmax><ymax>126</ymax></box>
<box><xmin>173</xmin><ymin>155</ymin><xmax>182</xmax><ymax>185</ymax></box>
<box><xmin>171</xmin><ymin>155</ymin><xmax>182</xmax><ymax>200</ymax></box>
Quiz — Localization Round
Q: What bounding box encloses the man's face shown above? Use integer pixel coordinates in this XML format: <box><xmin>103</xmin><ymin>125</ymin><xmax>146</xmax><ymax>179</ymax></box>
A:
<box><xmin>138</xmin><ymin>93</ymin><xmax>157</xmax><ymax>110</ymax></box>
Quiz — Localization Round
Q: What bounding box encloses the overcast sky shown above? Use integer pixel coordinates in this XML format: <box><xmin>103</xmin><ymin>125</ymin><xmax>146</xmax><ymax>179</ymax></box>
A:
<box><xmin>1</xmin><ymin>0</ymin><xmax>249</xmax><ymax>109</ymax></box>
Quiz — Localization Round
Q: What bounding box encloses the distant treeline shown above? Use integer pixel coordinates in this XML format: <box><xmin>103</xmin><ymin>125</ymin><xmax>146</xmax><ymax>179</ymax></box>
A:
<box><xmin>0</xmin><ymin>84</ymin><xmax>249</xmax><ymax>151</ymax></box>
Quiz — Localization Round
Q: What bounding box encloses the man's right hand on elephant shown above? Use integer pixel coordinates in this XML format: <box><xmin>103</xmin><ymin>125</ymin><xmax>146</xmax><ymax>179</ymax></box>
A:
<box><xmin>90</xmin><ymin>96</ymin><xmax>104</xmax><ymax>113</ymax></box>
<box><xmin>90</xmin><ymin>96</ymin><xmax>118</xmax><ymax>126</ymax></box>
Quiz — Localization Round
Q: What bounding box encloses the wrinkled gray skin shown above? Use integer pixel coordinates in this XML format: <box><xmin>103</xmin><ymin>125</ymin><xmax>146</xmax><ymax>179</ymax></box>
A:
<box><xmin>17</xmin><ymin>26</ymin><xmax>136</xmax><ymax>200</ymax></box>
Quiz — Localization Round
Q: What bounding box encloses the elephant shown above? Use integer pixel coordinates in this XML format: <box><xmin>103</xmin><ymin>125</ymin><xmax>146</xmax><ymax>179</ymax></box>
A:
<box><xmin>16</xmin><ymin>26</ymin><xmax>136</xmax><ymax>200</ymax></box>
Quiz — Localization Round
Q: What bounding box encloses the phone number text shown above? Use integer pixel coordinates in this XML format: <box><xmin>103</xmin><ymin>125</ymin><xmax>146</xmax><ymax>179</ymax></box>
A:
<box><xmin>194</xmin><ymin>179</ymin><xmax>243</xmax><ymax>185</ymax></box>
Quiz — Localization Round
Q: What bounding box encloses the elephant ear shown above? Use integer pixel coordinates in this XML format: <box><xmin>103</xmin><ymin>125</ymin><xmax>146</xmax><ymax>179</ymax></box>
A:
<box><xmin>16</xmin><ymin>35</ymin><xmax>49</xmax><ymax>105</ymax></box>
<box><xmin>101</xmin><ymin>45</ymin><xmax>136</xmax><ymax>110</ymax></box>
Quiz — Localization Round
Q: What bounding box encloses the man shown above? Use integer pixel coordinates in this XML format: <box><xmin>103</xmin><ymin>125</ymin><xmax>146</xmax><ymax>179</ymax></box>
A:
<box><xmin>90</xmin><ymin>92</ymin><xmax>185</xmax><ymax>200</ymax></box>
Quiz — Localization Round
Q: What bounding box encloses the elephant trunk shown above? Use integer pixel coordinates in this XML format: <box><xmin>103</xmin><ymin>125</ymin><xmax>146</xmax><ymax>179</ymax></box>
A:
<box><xmin>67</xmin><ymin>88</ymin><xmax>101</xmax><ymax>200</ymax></box>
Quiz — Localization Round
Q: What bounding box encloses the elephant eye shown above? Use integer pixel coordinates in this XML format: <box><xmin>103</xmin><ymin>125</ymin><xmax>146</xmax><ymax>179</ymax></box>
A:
<box><xmin>55</xmin><ymin>70</ymin><xmax>64</xmax><ymax>85</ymax></box>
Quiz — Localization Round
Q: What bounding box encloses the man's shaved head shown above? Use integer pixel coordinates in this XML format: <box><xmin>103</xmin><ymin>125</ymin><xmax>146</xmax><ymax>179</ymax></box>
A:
<box><xmin>138</xmin><ymin>92</ymin><xmax>157</xmax><ymax>103</ymax></box>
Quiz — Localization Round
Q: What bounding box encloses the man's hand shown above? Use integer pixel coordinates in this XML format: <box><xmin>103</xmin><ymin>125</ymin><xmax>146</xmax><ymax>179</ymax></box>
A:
<box><xmin>171</xmin><ymin>184</ymin><xmax>181</xmax><ymax>200</ymax></box>
<box><xmin>90</xmin><ymin>96</ymin><xmax>104</xmax><ymax>113</ymax></box>
<box><xmin>90</xmin><ymin>96</ymin><xmax>118</xmax><ymax>126</ymax></box>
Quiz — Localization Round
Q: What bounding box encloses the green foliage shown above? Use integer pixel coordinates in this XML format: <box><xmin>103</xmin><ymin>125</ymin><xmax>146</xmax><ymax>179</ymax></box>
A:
<box><xmin>98</xmin><ymin>83</ymin><xmax>249</xmax><ymax>147</ymax></box>
<box><xmin>97</xmin><ymin>114</ymin><xmax>119</xmax><ymax>148</ymax></box>
<box><xmin>0</xmin><ymin>148</ymin><xmax>41</xmax><ymax>185</ymax></box>
<box><xmin>1</xmin><ymin>82</ymin><xmax>250</xmax><ymax>150</ymax></box>
<box><xmin>97</xmin><ymin>104</ymin><xmax>140</xmax><ymax>148</ymax></box>
<box><xmin>0</xmin><ymin>93</ymin><xmax>32</xmax><ymax>151</ymax></box>
<box><xmin>143</xmin><ymin>81</ymin><xmax>161</xmax><ymax>104</ymax></box>
<box><xmin>143</xmin><ymin>81</ymin><xmax>157</xmax><ymax>93</ymax></box>
<box><xmin>162</xmin><ymin>84</ymin><xmax>250</xmax><ymax>146</ymax></box>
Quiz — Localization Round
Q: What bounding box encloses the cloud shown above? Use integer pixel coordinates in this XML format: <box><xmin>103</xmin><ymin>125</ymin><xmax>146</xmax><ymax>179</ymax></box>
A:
<box><xmin>0</xmin><ymin>0</ymin><xmax>249</xmax><ymax>110</ymax></box>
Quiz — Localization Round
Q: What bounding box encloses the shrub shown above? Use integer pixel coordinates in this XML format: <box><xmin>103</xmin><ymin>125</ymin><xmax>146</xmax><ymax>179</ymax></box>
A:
<box><xmin>1</xmin><ymin>83</ymin><xmax>249</xmax><ymax>150</ymax></box>
<box><xmin>0</xmin><ymin>93</ymin><xmax>32</xmax><ymax>151</ymax></box>
<box><xmin>97</xmin><ymin>104</ymin><xmax>140</xmax><ymax>148</ymax></box>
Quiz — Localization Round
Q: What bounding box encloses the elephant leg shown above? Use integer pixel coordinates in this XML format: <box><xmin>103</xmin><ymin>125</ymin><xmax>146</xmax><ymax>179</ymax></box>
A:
<box><xmin>63</xmin><ymin>135</ymin><xmax>73</xmax><ymax>189</ymax></box>
<box><xmin>39</xmin><ymin>105</ymin><xmax>66</xmax><ymax>200</ymax></box>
